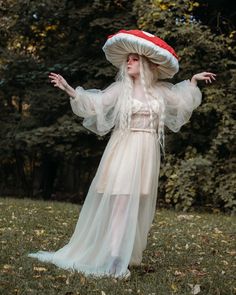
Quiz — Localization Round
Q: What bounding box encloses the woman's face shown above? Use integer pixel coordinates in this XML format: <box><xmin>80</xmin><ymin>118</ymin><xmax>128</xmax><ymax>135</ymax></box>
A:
<box><xmin>126</xmin><ymin>53</ymin><xmax>140</xmax><ymax>78</ymax></box>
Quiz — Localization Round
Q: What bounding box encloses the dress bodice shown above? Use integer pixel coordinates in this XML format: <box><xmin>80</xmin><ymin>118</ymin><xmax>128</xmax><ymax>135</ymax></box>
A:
<box><xmin>131</xmin><ymin>98</ymin><xmax>160</xmax><ymax>114</ymax></box>
<box><xmin>130</xmin><ymin>98</ymin><xmax>159</xmax><ymax>130</ymax></box>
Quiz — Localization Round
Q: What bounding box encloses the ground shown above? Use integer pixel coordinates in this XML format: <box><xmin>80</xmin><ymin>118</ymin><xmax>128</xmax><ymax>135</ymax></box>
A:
<box><xmin>0</xmin><ymin>197</ymin><xmax>235</xmax><ymax>295</ymax></box>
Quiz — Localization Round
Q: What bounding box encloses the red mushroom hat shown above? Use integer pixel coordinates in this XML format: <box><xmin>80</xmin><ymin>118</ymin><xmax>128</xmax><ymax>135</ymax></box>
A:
<box><xmin>102</xmin><ymin>29</ymin><xmax>179</xmax><ymax>79</ymax></box>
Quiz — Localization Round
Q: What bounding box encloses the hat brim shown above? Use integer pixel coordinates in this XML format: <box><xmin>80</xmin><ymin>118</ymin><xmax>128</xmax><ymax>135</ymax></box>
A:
<box><xmin>102</xmin><ymin>32</ymin><xmax>179</xmax><ymax>79</ymax></box>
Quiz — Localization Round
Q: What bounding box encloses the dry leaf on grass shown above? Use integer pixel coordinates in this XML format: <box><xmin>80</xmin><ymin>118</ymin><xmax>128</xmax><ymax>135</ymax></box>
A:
<box><xmin>33</xmin><ymin>266</ymin><xmax>47</xmax><ymax>272</ymax></box>
<box><xmin>171</xmin><ymin>283</ymin><xmax>178</xmax><ymax>292</ymax></box>
<box><xmin>188</xmin><ymin>284</ymin><xmax>201</xmax><ymax>294</ymax></box>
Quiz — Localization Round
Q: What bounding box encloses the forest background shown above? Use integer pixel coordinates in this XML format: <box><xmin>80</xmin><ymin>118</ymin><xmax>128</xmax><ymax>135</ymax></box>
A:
<box><xmin>0</xmin><ymin>0</ymin><xmax>235</xmax><ymax>213</ymax></box>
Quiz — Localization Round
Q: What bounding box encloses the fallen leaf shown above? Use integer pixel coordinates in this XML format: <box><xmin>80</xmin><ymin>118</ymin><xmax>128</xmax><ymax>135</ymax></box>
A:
<box><xmin>80</xmin><ymin>276</ymin><xmax>86</xmax><ymax>285</ymax></box>
<box><xmin>221</xmin><ymin>240</ymin><xmax>228</xmax><ymax>244</ymax></box>
<box><xmin>227</xmin><ymin>250</ymin><xmax>236</xmax><ymax>256</ymax></box>
<box><xmin>3</xmin><ymin>264</ymin><xmax>13</xmax><ymax>269</ymax></box>
<box><xmin>55</xmin><ymin>275</ymin><xmax>67</xmax><ymax>282</ymax></box>
<box><xmin>177</xmin><ymin>214</ymin><xmax>194</xmax><ymax>220</ymax></box>
<box><xmin>174</xmin><ymin>270</ymin><xmax>185</xmax><ymax>277</ymax></box>
<box><xmin>222</xmin><ymin>260</ymin><xmax>229</xmax><ymax>265</ymax></box>
<box><xmin>34</xmin><ymin>229</ymin><xmax>45</xmax><ymax>236</ymax></box>
<box><xmin>188</xmin><ymin>284</ymin><xmax>201</xmax><ymax>294</ymax></box>
<box><xmin>33</xmin><ymin>266</ymin><xmax>47</xmax><ymax>272</ymax></box>
<box><xmin>171</xmin><ymin>283</ymin><xmax>178</xmax><ymax>292</ymax></box>
<box><xmin>214</xmin><ymin>228</ymin><xmax>222</xmax><ymax>234</ymax></box>
<box><xmin>66</xmin><ymin>276</ymin><xmax>70</xmax><ymax>285</ymax></box>
<box><xmin>190</xmin><ymin>269</ymin><xmax>207</xmax><ymax>277</ymax></box>
<box><xmin>154</xmin><ymin>251</ymin><xmax>162</xmax><ymax>257</ymax></box>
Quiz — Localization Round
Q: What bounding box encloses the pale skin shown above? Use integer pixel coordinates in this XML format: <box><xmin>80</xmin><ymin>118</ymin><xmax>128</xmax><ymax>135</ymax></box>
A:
<box><xmin>48</xmin><ymin>53</ymin><xmax>216</xmax><ymax>98</ymax></box>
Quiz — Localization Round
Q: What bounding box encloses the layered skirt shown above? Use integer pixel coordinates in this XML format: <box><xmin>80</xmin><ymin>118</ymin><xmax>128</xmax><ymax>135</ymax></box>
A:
<box><xmin>28</xmin><ymin>129</ymin><xmax>160</xmax><ymax>278</ymax></box>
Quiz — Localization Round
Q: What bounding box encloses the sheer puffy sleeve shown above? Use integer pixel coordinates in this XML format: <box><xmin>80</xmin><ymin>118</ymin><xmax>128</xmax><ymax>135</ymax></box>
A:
<box><xmin>69</xmin><ymin>81</ymin><xmax>120</xmax><ymax>136</ymax></box>
<box><xmin>157</xmin><ymin>80</ymin><xmax>202</xmax><ymax>132</ymax></box>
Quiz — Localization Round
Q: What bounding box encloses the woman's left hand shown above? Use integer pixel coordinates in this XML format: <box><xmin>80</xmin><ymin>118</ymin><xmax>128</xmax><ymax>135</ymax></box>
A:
<box><xmin>191</xmin><ymin>72</ymin><xmax>216</xmax><ymax>86</ymax></box>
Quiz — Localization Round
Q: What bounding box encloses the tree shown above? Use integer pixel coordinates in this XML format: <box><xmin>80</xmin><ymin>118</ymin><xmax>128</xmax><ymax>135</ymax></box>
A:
<box><xmin>133</xmin><ymin>0</ymin><xmax>235</xmax><ymax>213</ymax></box>
<box><xmin>0</xmin><ymin>0</ymin><xmax>136</xmax><ymax>200</ymax></box>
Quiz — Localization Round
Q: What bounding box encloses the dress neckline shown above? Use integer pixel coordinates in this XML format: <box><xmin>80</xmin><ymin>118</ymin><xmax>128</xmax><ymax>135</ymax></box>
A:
<box><xmin>132</xmin><ymin>98</ymin><xmax>157</xmax><ymax>105</ymax></box>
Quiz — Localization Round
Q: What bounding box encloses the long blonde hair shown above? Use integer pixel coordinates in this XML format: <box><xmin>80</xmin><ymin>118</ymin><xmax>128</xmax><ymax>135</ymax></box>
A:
<box><xmin>114</xmin><ymin>54</ymin><xmax>166</xmax><ymax>152</ymax></box>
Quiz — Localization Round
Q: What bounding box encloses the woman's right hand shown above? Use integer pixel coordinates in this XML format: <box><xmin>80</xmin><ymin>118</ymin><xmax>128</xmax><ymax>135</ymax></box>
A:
<box><xmin>48</xmin><ymin>72</ymin><xmax>69</xmax><ymax>91</ymax></box>
<box><xmin>48</xmin><ymin>72</ymin><xmax>76</xmax><ymax>98</ymax></box>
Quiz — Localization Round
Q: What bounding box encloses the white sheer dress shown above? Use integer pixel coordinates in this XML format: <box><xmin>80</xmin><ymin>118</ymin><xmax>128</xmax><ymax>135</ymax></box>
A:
<box><xmin>28</xmin><ymin>80</ymin><xmax>202</xmax><ymax>278</ymax></box>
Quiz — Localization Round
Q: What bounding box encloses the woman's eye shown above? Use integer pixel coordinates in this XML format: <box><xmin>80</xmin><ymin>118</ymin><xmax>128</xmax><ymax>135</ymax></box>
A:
<box><xmin>127</xmin><ymin>57</ymin><xmax>138</xmax><ymax>62</ymax></box>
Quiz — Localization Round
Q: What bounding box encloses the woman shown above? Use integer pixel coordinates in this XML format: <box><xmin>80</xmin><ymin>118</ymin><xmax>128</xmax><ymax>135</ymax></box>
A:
<box><xmin>28</xmin><ymin>30</ymin><xmax>216</xmax><ymax>279</ymax></box>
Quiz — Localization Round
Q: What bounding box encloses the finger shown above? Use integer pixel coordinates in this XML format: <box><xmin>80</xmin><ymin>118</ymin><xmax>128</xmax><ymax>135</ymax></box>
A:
<box><xmin>51</xmin><ymin>76</ymin><xmax>60</xmax><ymax>82</ymax></box>
<box><xmin>49</xmin><ymin>75</ymin><xmax>58</xmax><ymax>80</ymax></box>
<box><xmin>205</xmin><ymin>72</ymin><xmax>217</xmax><ymax>77</ymax></box>
<box><xmin>58</xmin><ymin>74</ymin><xmax>65</xmax><ymax>82</ymax></box>
<box><xmin>205</xmin><ymin>77</ymin><xmax>212</xmax><ymax>83</ymax></box>
<box><xmin>209</xmin><ymin>74</ymin><xmax>215</xmax><ymax>79</ymax></box>
<box><xmin>49</xmin><ymin>72</ymin><xmax>58</xmax><ymax>78</ymax></box>
<box><xmin>51</xmin><ymin>81</ymin><xmax>59</xmax><ymax>87</ymax></box>
<box><xmin>206</xmin><ymin>74</ymin><xmax>216</xmax><ymax>82</ymax></box>
<box><xmin>50</xmin><ymin>79</ymin><xmax>58</xmax><ymax>84</ymax></box>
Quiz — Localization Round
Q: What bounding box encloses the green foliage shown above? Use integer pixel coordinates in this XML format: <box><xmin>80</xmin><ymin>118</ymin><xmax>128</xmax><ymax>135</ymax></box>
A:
<box><xmin>160</xmin><ymin>150</ymin><xmax>213</xmax><ymax>212</ymax></box>
<box><xmin>159</xmin><ymin>148</ymin><xmax>236</xmax><ymax>215</ymax></box>
<box><xmin>134</xmin><ymin>0</ymin><xmax>235</xmax><ymax>213</ymax></box>
<box><xmin>0</xmin><ymin>0</ymin><xmax>235</xmax><ymax>212</ymax></box>
<box><xmin>0</xmin><ymin>0</ymin><xmax>135</xmax><ymax>198</ymax></box>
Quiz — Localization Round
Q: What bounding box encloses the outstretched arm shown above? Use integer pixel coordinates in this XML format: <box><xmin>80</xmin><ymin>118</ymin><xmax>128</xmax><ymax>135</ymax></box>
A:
<box><xmin>49</xmin><ymin>72</ymin><xmax>121</xmax><ymax>136</ymax></box>
<box><xmin>190</xmin><ymin>72</ymin><xmax>216</xmax><ymax>86</ymax></box>
<box><xmin>48</xmin><ymin>72</ymin><xmax>76</xmax><ymax>98</ymax></box>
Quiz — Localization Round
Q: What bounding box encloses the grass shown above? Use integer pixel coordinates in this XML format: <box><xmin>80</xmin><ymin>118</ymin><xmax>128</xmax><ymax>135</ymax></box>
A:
<box><xmin>0</xmin><ymin>197</ymin><xmax>235</xmax><ymax>295</ymax></box>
